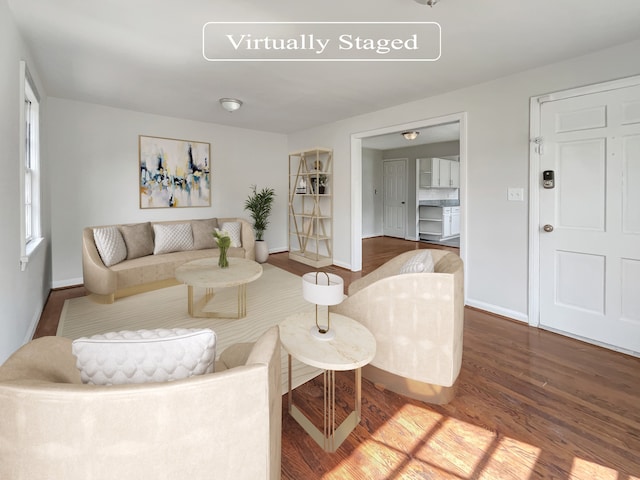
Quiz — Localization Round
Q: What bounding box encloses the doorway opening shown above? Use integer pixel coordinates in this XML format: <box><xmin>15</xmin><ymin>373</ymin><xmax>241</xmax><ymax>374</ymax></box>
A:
<box><xmin>350</xmin><ymin>112</ymin><xmax>467</xmax><ymax>273</ymax></box>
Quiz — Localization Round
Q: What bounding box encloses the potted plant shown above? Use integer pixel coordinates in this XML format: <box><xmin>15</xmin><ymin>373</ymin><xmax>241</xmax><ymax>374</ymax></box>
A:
<box><xmin>244</xmin><ymin>184</ymin><xmax>276</xmax><ymax>263</ymax></box>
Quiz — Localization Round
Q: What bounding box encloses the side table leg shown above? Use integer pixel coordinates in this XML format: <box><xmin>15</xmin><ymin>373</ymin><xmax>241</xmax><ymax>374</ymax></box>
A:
<box><xmin>187</xmin><ymin>285</ymin><xmax>194</xmax><ymax>316</ymax></box>
<box><xmin>324</xmin><ymin>369</ymin><xmax>336</xmax><ymax>452</ymax></box>
<box><xmin>237</xmin><ymin>283</ymin><xmax>247</xmax><ymax>318</ymax></box>
<box><xmin>288</xmin><ymin>354</ymin><xmax>293</xmax><ymax>411</ymax></box>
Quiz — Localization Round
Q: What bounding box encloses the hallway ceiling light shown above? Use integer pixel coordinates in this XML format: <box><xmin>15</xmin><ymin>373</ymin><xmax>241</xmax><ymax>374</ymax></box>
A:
<box><xmin>219</xmin><ymin>98</ymin><xmax>243</xmax><ymax>112</ymax></box>
<box><xmin>401</xmin><ymin>131</ymin><xmax>420</xmax><ymax>140</ymax></box>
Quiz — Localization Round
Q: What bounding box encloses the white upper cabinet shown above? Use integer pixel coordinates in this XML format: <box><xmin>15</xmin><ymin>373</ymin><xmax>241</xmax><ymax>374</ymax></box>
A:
<box><xmin>418</xmin><ymin>158</ymin><xmax>460</xmax><ymax>188</ymax></box>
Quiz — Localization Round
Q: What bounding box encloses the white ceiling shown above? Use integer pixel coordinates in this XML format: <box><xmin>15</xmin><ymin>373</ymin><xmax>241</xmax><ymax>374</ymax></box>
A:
<box><xmin>362</xmin><ymin>122</ymin><xmax>460</xmax><ymax>150</ymax></box>
<box><xmin>7</xmin><ymin>0</ymin><xmax>640</xmax><ymax>134</ymax></box>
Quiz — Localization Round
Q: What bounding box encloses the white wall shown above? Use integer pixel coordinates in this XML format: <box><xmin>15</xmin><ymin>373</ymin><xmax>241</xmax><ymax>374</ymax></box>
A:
<box><xmin>361</xmin><ymin>148</ymin><xmax>383</xmax><ymax>237</ymax></box>
<box><xmin>288</xmin><ymin>39</ymin><xmax>640</xmax><ymax>322</ymax></box>
<box><xmin>46</xmin><ymin>98</ymin><xmax>288</xmax><ymax>287</ymax></box>
<box><xmin>0</xmin><ymin>0</ymin><xmax>51</xmax><ymax>363</ymax></box>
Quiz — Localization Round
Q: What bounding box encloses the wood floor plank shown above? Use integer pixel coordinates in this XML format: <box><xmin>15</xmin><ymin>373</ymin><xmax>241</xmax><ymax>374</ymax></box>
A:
<box><xmin>33</xmin><ymin>237</ymin><xmax>640</xmax><ymax>479</ymax></box>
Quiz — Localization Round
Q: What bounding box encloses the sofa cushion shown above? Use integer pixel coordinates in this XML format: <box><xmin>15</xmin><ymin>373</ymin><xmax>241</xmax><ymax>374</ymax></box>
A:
<box><xmin>153</xmin><ymin>223</ymin><xmax>194</xmax><ymax>255</ymax></box>
<box><xmin>93</xmin><ymin>226</ymin><xmax>127</xmax><ymax>267</ymax></box>
<box><xmin>221</xmin><ymin>221</ymin><xmax>242</xmax><ymax>247</ymax></box>
<box><xmin>219</xmin><ymin>342</ymin><xmax>253</xmax><ymax>369</ymax></box>
<box><xmin>191</xmin><ymin>218</ymin><xmax>219</xmax><ymax>250</ymax></box>
<box><xmin>399</xmin><ymin>250</ymin><xmax>435</xmax><ymax>274</ymax></box>
<box><xmin>110</xmin><ymin>248</ymin><xmax>246</xmax><ymax>289</ymax></box>
<box><xmin>71</xmin><ymin>328</ymin><xmax>216</xmax><ymax>385</ymax></box>
<box><xmin>120</xmin><ymin>222</ymin><xmax>154</xmax><ymax>260</ymax></box>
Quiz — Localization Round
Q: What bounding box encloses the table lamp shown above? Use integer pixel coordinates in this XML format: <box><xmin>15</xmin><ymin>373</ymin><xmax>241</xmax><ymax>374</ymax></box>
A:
<box><xmin>302</xmin><ymin>272</ymin><xmax>344</xmax><ymax>340</ymax></box>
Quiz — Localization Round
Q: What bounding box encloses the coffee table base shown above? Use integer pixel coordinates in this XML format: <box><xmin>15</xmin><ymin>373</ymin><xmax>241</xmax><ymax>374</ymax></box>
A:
<box><xmin>187</xmin><ymin>284</ymin><xmax>247</xmax><ymax>319</ymax></box>
<box><xmin>287</xmin><ymin>355</ymin><xmax>362</xmax><ymax>453</ymax></box>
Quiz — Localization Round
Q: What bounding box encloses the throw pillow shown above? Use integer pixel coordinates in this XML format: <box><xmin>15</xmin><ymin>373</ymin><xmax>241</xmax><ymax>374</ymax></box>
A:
<box><xmin>399</xmin><ymin>250</ymin><xmax>435</xmax><ymax>274</ymax></box>
<box><xmin>191</xmin><ymin>218</ymin><xmax>219</xmax><ymax>250</ymax></box>
<box><xmin>93</xmin><ymin>226</ymin><xmax>127</xmax><ymax>267</ymax></box>
<box><xmin>220</xmin><ymin>221</ymin><xmax>242</xmax><ymax>247</ymax></box>
<box><xmin>72</xmin><ymin>328</ymin><xmax>216</xmax><ymax>386</ymax></box>
<box><xmin>152</xmin><ymin>223</ymin><xmax>194</xmax><ymax>255</ymax></box>
<box><xmin>119</xmin><ymin>222</ymin><xmax>154</xmax><ymax>260</ymax></box>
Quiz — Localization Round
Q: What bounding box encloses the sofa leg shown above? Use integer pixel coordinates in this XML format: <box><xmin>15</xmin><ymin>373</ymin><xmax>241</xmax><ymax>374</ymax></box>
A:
<box><xmin>362</xmin><ymin>364</ymin><xmax>457</xmax><ymax>405</ymax></box>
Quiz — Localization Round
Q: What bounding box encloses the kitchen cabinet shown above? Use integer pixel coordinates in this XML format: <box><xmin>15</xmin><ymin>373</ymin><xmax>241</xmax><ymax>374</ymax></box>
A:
<box><xmin>418</xmin><ymin>205</ymin><xmax>460</xmax><ymax>240</ymax></box>
<box><xmin>418</xmin><ymin>158</ymin><xmax>460</xmax><ymax>188</ymax></box>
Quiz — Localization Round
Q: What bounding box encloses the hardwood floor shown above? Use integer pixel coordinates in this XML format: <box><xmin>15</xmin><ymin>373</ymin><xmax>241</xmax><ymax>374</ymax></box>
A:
<box><xmin>34</xmin><ymin>237</ymin><xmax>640</xmax><ymax>479</ymax></box>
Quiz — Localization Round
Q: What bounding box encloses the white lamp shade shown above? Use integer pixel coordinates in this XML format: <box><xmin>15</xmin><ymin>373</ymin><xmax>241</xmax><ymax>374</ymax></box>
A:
<box><xmin>302</xmin><ymin>272</ymin><xmax>344</xmax><ymax>306</ymax></box>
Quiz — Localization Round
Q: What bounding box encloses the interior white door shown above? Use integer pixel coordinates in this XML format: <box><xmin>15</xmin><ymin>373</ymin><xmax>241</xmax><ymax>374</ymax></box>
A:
<box><xmin>539</xmin><ymin>84</ymin><xmax>640</xmax><ymax>354</ymax></box>
<box><xmin>382</xmin><ymin>158</ymin><xmax>407</xmax><ymax>238</ymax></box>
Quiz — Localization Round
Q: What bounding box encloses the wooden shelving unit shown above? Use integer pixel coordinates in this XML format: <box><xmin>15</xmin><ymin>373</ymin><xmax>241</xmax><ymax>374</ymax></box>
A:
<box><xmin>288</xmin><ymin>148</ymin><xmax>333</xmax><ymax>267</ymax></box>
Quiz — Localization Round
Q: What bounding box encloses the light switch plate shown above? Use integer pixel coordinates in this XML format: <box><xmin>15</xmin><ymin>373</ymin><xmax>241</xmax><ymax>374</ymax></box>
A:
<box><xmin>507</xmin><ymin>187</ymin><xmax>524</xmax><ymax>202</ymax></box>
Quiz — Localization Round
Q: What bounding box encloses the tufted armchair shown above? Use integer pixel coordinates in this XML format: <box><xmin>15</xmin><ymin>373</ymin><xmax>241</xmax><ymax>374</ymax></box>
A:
<box><xmin>0</xmin><ymin>327</ymin><xmax>281</xmax><ymax>480</ymax></box>
<box><xmin>331</xmin><ymin>249</ymin><xmax>464</xmax><ymax>404</ymax></box>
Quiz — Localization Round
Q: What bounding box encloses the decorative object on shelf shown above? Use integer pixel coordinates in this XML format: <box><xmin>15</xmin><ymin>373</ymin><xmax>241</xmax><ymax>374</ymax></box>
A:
<box><xmin>244</xmin><ymin>184</ymin><xmax>276</xmax><ymax>263</ymax></box>
<box><xmin>318</xmin><ymin>174</ymin><xmax>328</xmax><ymax>194</ymax></box>
<box><xmin>139</xmin><ymin>135</ymin><xmax>211</xmax><ymax>209</ymax></box>
<box><xmin>218</xmin><ymin>97</ymin><xmax>243</xmax><ymax>112</ymax></box>
<box><xmin>296</xmin><ymin>178</ymin><xmax>307</xmax><ymax>194</ymax></box>
<box><xmin>302</xmin><ymin>272</ymin><xmax>344</xmax><ymax>340</ymax></box>
<box><xmin>401</xmin><ymin>131</ymin><xmax>420</xmax><ymax>140</ymax></box>
<box><xmin>213</xmin><ymin>229</ymin><xmax>230</xmax><ymax>268</ymax></box>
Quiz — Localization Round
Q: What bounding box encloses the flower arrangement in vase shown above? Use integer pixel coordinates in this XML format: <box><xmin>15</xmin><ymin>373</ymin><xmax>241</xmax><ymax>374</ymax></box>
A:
<box><xmin>212</xmin><ymin>229</ymin><xmax>231</xmax><ymax>268</ymax></box>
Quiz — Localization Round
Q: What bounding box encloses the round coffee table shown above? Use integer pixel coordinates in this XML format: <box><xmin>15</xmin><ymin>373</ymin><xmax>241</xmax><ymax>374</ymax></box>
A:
<box><xmin>175</xmin><ymin>257</ymin><xmax>262</xmax><ymax>319</ymax></box>
<box><xmin>279</xmin><ymin>312</ymin><xmax>376</xmax><ymax>452</ymax></box>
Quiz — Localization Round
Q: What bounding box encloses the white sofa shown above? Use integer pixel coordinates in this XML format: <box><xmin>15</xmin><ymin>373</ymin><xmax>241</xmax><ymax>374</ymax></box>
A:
<box><xmin>331</xmin><ymin>249</ymin><xmax>464</xmax><ymax>404</ymax></box>
<box><xmin>82</xmin><ymin>217</ymin><xmax>255</xmax><ymax>303</ymax></box>
<box><xmin>0</xmin><ymin>327</ymin><xmax>281</xmax><ymax>480</ymax></box>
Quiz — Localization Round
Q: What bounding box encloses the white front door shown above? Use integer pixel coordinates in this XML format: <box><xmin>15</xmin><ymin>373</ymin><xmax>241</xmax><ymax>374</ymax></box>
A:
<box><xmin>382</xmin><ymin>158</ymin><xmax>407</xmax><ymax>238</ymax></box>
<box><xmin>538</xmin><ymin>83</ymin><xmax>640</xmax><ymax>354</ymax></box>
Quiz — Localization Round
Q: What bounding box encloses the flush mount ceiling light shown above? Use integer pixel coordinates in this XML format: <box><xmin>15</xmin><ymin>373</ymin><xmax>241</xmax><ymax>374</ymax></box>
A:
<box><xmin>402</xmin><ymin>131</ymin><xmax>420</xmax><ymax>140</ymax></box>
<box><xmin>414</xmin><ymin>0</ymin><xmax>439</xmax><ymax>6</ymax></box>
<box><xmin>219</xmin><ymin>98</ymin><xmax>243</xmax><ymax>112</ymax></box>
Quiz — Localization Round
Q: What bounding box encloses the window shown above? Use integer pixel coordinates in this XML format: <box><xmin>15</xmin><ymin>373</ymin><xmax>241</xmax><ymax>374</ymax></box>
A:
<box><xmin>20</xmin><ymin>61</ymin><xmax>42</xmax><ymax>270</ymax></box>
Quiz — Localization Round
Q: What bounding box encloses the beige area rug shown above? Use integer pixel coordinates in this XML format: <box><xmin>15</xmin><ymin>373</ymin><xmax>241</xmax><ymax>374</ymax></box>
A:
<box><xmin>58</xmin><ymin>264</ymin><xmax>320</xmax><ymax>392</ymax></box>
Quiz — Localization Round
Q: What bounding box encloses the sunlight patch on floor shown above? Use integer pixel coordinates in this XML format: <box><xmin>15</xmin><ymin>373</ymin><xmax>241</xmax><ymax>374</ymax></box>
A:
<box><xmin>570</xmin><ymin>457</ymin><xmax>634</xmax><ymax>480</ymax></box>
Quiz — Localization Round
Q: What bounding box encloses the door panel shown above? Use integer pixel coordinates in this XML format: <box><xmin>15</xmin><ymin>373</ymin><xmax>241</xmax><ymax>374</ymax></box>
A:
<box><xmin>623</xmin><ymin>134</ymin><xmax>640</xmax><ymax>233</ymax></box>
<box><xmin>556</xmin><ymin>139</ymin><xmax>605</xmax><ymax>230</ymax></box>
<box><xmin>539</xmin><ymin>83</ymin><xmax>640</xmax><ymax>354</ymax></box>
<box><xmin>382</xmin><ymin>159</ymin><xmax>407</xmax><ymax>238</ymax></box>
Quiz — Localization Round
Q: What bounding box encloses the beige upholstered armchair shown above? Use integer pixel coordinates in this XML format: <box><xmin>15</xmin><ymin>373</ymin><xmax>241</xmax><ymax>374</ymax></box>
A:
<box><xmin>331</xmin><ymin>249</ymin><xmax>464</xmax><ymax>404</ymax></box>
<box><xmin>0</xmin><ymin>327</ymin><xmax>282</xmax><ymax>480</ymax></box>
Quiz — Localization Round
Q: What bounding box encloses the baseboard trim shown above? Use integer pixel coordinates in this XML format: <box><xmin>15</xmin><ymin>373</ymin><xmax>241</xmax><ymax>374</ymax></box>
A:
<box><xmin>52</xmin><ymin>277</ymin><xmax>83</xmax><ymax>289</ymax></box>
<box><xmin>465</xmin><ymin>299</ymin><xmax>528</xmax><ymax>323</ymax></box>
<box><xmin>333</xmin><ymin>258</ymin><xmax>350</xmax><ymax>270</ymax></box>
<box><xmin>25</xmin><ymin>298</ymin><xmax>45</xmax><ymax>343</ymax></box>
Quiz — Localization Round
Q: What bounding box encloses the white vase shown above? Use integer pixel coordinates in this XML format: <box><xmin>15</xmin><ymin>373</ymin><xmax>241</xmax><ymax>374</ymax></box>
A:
<box><xmin>255</xmin><ymin>240</ymin><xmax>269</xmax><ymax>263</ymax></box>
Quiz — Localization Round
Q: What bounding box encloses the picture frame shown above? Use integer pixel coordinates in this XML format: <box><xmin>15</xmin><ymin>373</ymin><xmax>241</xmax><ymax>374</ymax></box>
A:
<box><xmin>139</xmin><ymin>135</ymin><xmax>211</xmax><ymax>209</ymax></box>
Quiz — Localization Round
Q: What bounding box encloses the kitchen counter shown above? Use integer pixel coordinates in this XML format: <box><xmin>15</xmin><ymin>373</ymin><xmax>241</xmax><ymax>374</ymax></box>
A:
<box><xmin>418</xmin><ymin>200</ymin><xmax>460</xmax><ymax>207</ymax></box>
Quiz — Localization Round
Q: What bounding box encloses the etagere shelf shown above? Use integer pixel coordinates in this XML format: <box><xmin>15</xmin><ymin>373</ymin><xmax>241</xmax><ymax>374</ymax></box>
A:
<box><xmin>288</xmin><ymin>148</ymin><xmax>333</xmax><ymax>267</ymax></box>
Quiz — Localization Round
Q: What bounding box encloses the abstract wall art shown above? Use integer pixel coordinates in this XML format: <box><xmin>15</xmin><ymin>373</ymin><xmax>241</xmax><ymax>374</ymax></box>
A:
<box><xmin>139</xmin><ymin>135</ymin><xmax>211</xmax><ymax>208</ymax></box>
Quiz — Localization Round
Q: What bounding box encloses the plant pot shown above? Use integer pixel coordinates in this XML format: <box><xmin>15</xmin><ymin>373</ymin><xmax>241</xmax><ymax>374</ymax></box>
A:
<box><xmin>255</xmin><ymin>240</ymin><xmax>269</xmax><ymax>263</ymax></box>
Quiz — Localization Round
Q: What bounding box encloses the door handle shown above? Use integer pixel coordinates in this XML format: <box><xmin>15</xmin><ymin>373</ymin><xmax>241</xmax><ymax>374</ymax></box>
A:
<box><xmin>543</xmin><ymin>224</ymin><xmax>554</xmax><ymax>232</ymax></box>
<box><xmin>401</xmin><ymin>201</ymin><xmax>405</xmax><ymax>204</ymax></box>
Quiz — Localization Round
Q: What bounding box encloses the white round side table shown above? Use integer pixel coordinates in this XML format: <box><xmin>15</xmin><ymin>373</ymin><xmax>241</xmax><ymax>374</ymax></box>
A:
<box><xmin>279</xmin><ymin>312</ymin><xmax>376</xmax><ymax>452</ymax></box>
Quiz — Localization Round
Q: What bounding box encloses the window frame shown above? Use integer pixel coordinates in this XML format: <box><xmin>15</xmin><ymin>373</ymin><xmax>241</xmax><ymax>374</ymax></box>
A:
<box><xmin>19</xmin><ymin>61</ymin><xmax>43</xmax><ymax>271</ymax></box>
